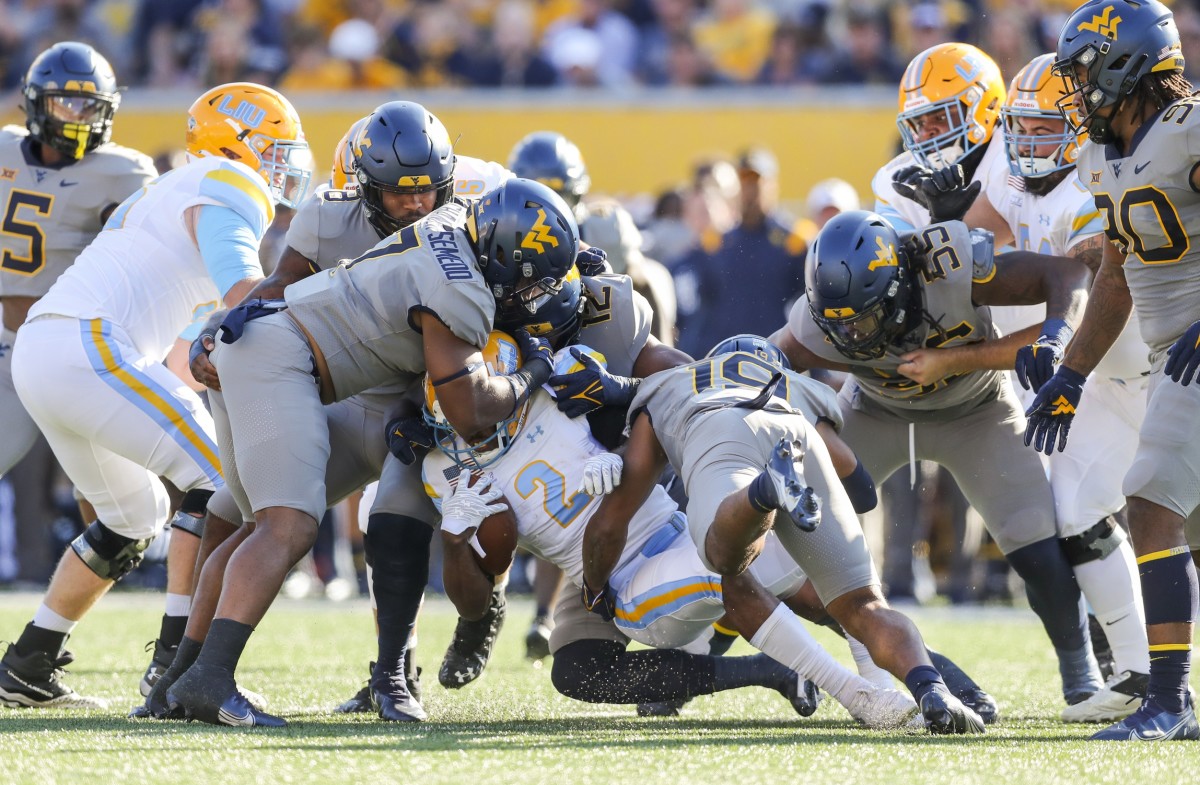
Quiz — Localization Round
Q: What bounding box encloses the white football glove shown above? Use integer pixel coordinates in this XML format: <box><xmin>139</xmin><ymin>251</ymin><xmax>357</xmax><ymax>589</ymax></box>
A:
<box><xmin>441</xmin><ymin>473</ymin><xmax>508</xmax><ymax>558</ymax></box>
<box><xmin>578</xmin><ymin>453</ymin><xmax>623</xmax><ymax>496</ymax></box>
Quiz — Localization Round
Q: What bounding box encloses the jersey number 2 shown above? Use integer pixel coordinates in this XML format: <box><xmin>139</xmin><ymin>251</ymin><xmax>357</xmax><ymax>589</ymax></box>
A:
<box><xmin>1</xmin><ymin>190</ymin><xmax>53</xmax><ymax>276</ymax></box>
<box><xmin>515</xmin><ymin>460</ymin><xmax>589</xmax><ymax>528</ymax></box>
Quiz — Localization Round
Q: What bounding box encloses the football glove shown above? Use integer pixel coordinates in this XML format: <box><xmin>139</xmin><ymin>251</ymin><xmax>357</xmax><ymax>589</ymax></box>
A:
<box><xmin>513</xmin><ymin>328</ymin><xmax>554</xmax><ymax>374</ymax></box>
<box><xmin>549</xmin><ymin>347</ymin><xmax>641</xmax><ymax>418</ymax></box>
<box><xmin>1165</xmin><ymin>319</ymin><xmax>1200</xmax><ymax>386</ymax></box>
<box><xmin>576</xmin><ymin>246</ymin><xmax>611</xmax><ymax>276</ymax></box>
<box><xmin>578</xmin><ymin>452</ymin><xmax>623</xmax><ymax>495</ymax></box>
<box><xmin>385</xmin><ymin>414</ymin><xmax>436</xmax><ymax>465</ymax></box>
<box><xmin>581</xmin><ymin>580</ymin><xmax>617</xmax><ymax>622</ymax></box>
<box><xmin>1023</xmin><ymin>367</ymin><xmax>1087</xmax><ymax>456</ymax></box>
<box><xmin>1015</xmin><ymin>319</ymin><xmax>1074</xmax><ymax>392</ymax></box>
<box><xmin>892</xmin><ymin>164</ymin><xmax>981</xmax><ymax>223</ymax></box>
<box><xmin>441</xmin><ymin>473</ymin><xmax>508</xmax><ymax>541</ymax></box>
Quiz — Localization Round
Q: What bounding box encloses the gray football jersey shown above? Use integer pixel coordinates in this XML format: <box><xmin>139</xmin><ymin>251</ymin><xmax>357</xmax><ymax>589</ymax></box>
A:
<box><xmin>1076</xmin><ymin>96</ymin><xmax>1200</xmax><ymax>353</ymax></box>
<box><xmin>630</xmin><ymin>351</ymin><xmax>842</xmax><ymax>472</ymax></box>
<box><xmin>788</xmin><ymin>220</ymin><xmax>1002</xmax><ymax>416</ymax></box>
<box><xmin>284</xmin><ymin>201</ymin><xmax>494</xmax><ymax>401</ymax></box>
<box><xmin>0</xmin><ymin>126</ymin><xmax>155</xmax><ymax>297</ymax></box>
<box><xmin>284</xmin><ymin>187</ymin><xmax>380</xmax><ymax>271</ymax></box>
<box><xmin>576</xmin><ymin>274</ymin><xmax>653</xmax><ymax>377</ymax></box>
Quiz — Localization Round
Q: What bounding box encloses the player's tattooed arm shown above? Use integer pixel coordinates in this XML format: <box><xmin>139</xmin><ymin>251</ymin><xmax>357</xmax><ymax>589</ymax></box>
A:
<box><xmin>1061</xmin><ymin>241</ymin><xmax>1133</xmax><ymax>376</ymax></box>
<box><xmin>1067</xmin><ymin>234</ymin><xmax>1106</xmax><ymax>277</ymax></box>
<box><xmin>582</xmin><ymin>414</ymin><xmax>667</xmax><ymax>593</ymax></box>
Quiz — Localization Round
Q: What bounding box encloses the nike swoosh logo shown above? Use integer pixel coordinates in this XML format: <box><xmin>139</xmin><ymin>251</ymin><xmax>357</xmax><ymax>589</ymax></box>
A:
<box><xmin>217</xmin><ymin>703</ymin><xmax>254</xmax><ymax>726</ymax></box>
<box><xmin>1134</xmin><ymin>162</ymin><xmax>1150</xmax><ymax>174</ymax></box>
<box><xmin>60</xmin><ymin>179</ymin><xmax>78</xmax><ymax>187</ymax></box>
<box><xmin>1105</xmin><ymin>614</ymin><xmax>1129</xmax><ymax>626</ymax></box>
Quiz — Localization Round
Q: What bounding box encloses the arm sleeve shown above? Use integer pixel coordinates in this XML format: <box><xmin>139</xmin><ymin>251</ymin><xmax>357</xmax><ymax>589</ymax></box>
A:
<box><xmin>195</xmin><ymin>205</ymin><xmax>265</xmax><ymax>299</ymax></box>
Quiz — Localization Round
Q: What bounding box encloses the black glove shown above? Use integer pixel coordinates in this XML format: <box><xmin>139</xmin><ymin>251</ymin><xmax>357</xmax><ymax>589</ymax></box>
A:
<box><xmin>1015</xmin><ymin>319</ymin><xmax>1074</xmax><ymax>392</ymax></box>
<box><xmin>385</xmin><ymin>414</ymin><xmax>435</xmax><ymax>465</ymax></box>
<box><xmin>892</xmin><ymin>164</ymin><xmax>981</xmax><ymax>223</ymax></box>
<box><xmin>576</xmin><ymin>246</ymin><xmax>610</xmax><ymax>276</ymax></box>
<box><xmin>581</xmin><ymin>580</ymin><xmax>616</xmax><ymax>622</ymax></box>
<box><xmin>548</xmin><ymin>347</ymin><xmax>641</xmax><ymax>418</ymax></box>
<box><xmin>1165</xmin><ymin>319</ymin><xmax>1200</xmax><ymax>386</ymax></box>
<box><xmin>1023</xmin><ymin>367</ymin><xmax>1087</xmax><ymax>456</ymax></box>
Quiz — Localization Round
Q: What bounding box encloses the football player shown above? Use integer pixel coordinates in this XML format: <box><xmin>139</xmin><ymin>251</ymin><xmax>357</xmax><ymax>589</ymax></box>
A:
<box><xmin>1028</xmin><ymin>0</ymin><xmax>1200</xmax><ymax>741</ymax></box>
<box><xmin>0</xmin><ymin>81</ymin><xmax>308</xmax><ymax>710</ymax></box>
<box><xmin>913</xmin><ymin>53</ymin><xmax>1151</xmax><ymax>723</ymax></box>
<box><xmin>163</xmin><ymin>178</ymin><xmax>578</xmax><ymax>727</ymax></box>
<box><xmin>425</xmin><ymin>331</ymin><xmax>921</xmax><ymax>730</ymax></box>
<box><xmin>580</xmin><ymin>337</ymin><xmax>984</xmax><ymax>734</ymax></box>
<box><xmin>769</xmin><ymin>210</ymin><xmax>1107</xmax><ymax>713</ymax></box>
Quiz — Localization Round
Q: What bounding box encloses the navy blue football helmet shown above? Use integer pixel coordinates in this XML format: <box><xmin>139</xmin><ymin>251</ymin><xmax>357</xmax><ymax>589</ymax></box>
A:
<box><xmin>354</xmin><ymin>101</ymin><xmax>456</xmax><ymax>237</ymax></box>
<box><xmin>23</xmin><ymin>42</ymin><xmax>120</xmax><ymax>160</ymax></box>
<box><xmin>470</xmin><ymin>178</ymin><xmax>580</xmax><ymax>321</ymax></box>
<box><xmin>507</xmin><ymin>131</ymin><xmax>591</xmax><ymax>209</ymax></box>
<box><xmin>706</xmin><ymin>334</ymin><xmax>792</xmax><ymax>370</ymax></box>
<box><xmin>806</xmin><ymin>210</ymin><xmax>915</xmax><ymax>361</ymax></box>
<box><xmin>1054</xmin><ymin>0</ymin><xmax>1183</xmax><ymax>144</ymax></box>
<box><xmin>495</xmin><ymin>271</ymin><xmax>586</xmax><ymax>351</ymax></box>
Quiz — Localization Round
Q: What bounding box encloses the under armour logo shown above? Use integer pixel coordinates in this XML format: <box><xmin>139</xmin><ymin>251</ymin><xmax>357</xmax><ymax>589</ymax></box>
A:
<box><xmin>1050</xmin><ymin>395</ymin><xmax>1076</xmax><ymax>416</ymax></box>
<box><xmin>1039</xmin><ymin>214</ymin><xmax>1051</xmax><ymax>226</ymax></box>
<box><xmin>1077</xmin><ymin>6</ymin><xmax>1121</xmax><ymax>39</ymax></box>
<box><xmin>525</xmin><ymin>425</ymin><xmax>545</xmax><ymax>444</ymax></box>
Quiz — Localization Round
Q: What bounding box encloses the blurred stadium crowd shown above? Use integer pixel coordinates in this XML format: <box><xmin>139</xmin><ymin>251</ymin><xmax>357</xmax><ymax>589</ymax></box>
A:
<box><xmin>7</xmin><ymin>0</ymin><xmax>1198</xmax><ymax>92</ymax></box>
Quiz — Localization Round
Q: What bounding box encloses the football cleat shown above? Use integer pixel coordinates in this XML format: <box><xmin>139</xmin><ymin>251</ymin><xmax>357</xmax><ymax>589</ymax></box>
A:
<box><xmin>0</xmin><ymin>643</ymin><xmax>107</xmax><ymax>709</ymax></box>
<box><xmin>167</xmin><ymin>664</ymin><xmax>281</xmax><ymax>728</ymax></box>
<box><xmin>920</xmin><ymin>688</ymin><xmax>986</xmax><ymax>734</ymax></box>
<box><xmin>139</xmin><ymin>638</ymin><xmax>176</xmax><ymax>698</ymax></box>
<box><xmin>1090</xmin><ymin>696</ymin><xmax>1199</xmax><ymax>741</ymax></box>
<box><xmin>764</xmin><ymin>438</ymin><xmax>820</xmax><ymax>532</ymax></box>
<box><xmin>439</xmin><ymin>586</ymin><xmax>507</xmax><ymax>689</ymax></box>
<box><xmin>370</xmin><ymin>665</ymin><xmax>427</xmax><ymax>722</ymax></box>
<box><xmin>213</xmin><ymin>691</ymin><xmax>287</xmax><ymax>728</ymax></box>
<box><xmin>1062</xmin><ymin>670</ymin><xmax>1147</xmax><ymax>723</ymax></box>
<box><xmin>784</xmin><ymin>675</ymin><xmax>823</xmax><ymax>718</ymax></box>
<box><xmin>636</xmin><ymin>697</ymin><xmax>691</xmax><ymax>717</ymax></box>
<box><xmin>845</xmin><ymin>686</ymin><xmax>920</xmax><ymax>730</ymax></box>
<box><xmin>525</xmin><ymin>616</ymin><xmax>553</xmax><ymax>662</ymax></box>
<box><xmin>956</xmin><ymin>686</ymin><xmax>1000</xmax><ymax>725</ymax></box>
<box><xmin>335</xmin><ymin>661</ymin><xmax>375</xmax><ymax>714</ymax></box>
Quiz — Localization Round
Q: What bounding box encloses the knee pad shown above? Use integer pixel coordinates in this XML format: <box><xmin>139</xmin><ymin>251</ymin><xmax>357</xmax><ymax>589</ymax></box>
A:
<box><xmin>1060</xmin><ymin>516</ymin><xmax>1126</xmax><ymax>566</ymax></box>
<box><xmin>71</xmin><ymin>520</ymin><xmax>154</xmax><ymax>581</ymax></box>
<box><xmin>169</xmin><ymin>489</ymin><xmax>213</xmax><ymax>538</ymax></box>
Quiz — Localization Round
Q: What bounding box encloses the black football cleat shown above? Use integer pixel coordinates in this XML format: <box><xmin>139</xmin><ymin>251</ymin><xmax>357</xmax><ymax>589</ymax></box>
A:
<box><xmin>168</xmin><ymin>664</ymin><xmax>284</xmax><ymax>728</ymax></box>
<box><xmin>212</xmin><ymin>691</ymin><xmax>287</xmax><ymax>728</ymax></box>
<box><xmin>0</xmin><ymin>643</ymin><xmax>106</xmax><ymax>709</ymax></box>
<box><xmin>525</xmin><ymin>617</ymin><xmax>552</xmax><ymax>662</ymax></box>
<box><xmin>763</xmin><ymin>438</ymin><xmax>820</xmax><ymax>532</ymax></box>
<box><xmin>334</xmin><ymin>662</ymin><xmax>375</xmax><ymax>714</ymax></box>
<box><xmin>920</xmin><ymin>689</ymin><xmax>986</xmax><ymax>734</ymax></box>
<box><xmin>139</xmin><ymin>638</ymin><xmax>176</xmax><ymax>698</ymax></box>
<box><xmin>784</xmin><ymin>676</ymin><xmax>823</xmax><ymax>718</ymax></box>
<box><xmin>956</xmin><ymin>686</ymin><xmax>1000</xmax><ymax>725</ymax></box>
<box><xmin>370</xmin><ymin>665</ymin><xmax>427</xmax><ymax>722</ymax></box>
<box><xmin>636</xmin><ymin>697</ymin><xmax>691</xmax><ymax>717</ymax></box>
<box><xmin>439</xmin><ymin>585</ymin><xmax>507</xmax><ymax>689</ymax></box>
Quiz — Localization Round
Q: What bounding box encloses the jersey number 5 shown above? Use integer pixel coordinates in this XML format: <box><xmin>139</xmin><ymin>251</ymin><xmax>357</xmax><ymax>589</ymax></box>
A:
<box><xmin>1</xmin><ymin>190</ymin><xmax>53</xmax><ymax>276</ymax></box>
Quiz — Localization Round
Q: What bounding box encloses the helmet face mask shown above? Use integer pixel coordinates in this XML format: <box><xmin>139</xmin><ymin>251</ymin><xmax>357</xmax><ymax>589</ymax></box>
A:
<box><xmin>424</xmin><ymin>331</ymin><xmax>529</xmax><ymax>470</ymax></box>
<box><xmin>23</xmin><ymin>42</ymin><xmax>120</xmax><ymax>161</ymax></box>
<box><xmin>354</xmin><ymin>101</ymin><xmax>456</xmax><ymax>237</ymax></box>
<box><xmin>495</xmin><ymin>269</ymin><xmax>586</xmax><ymax>351</ymax></box>
<box><xmin>1003</xmin><ymin>53</ymin><xmax>1084</xmax><ymax>178</ymax></box>
<box><xmin>186</xmin><ymin>82</ymin><xmax>312</xmax><ymax>208</ymax></box>
<box><xmin>805</xmin><ymin>210</ymin><xmax>915</xmax><ymax>362</ymax></box>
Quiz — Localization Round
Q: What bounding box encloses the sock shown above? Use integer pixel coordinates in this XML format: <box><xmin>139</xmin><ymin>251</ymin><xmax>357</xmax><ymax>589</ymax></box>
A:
<box><xmin>1055</xmin><ymin>643</ymin><xmax>1102</xmax><ymax>702</ymax></box>
<box><xmin>551</xmin><ymin>640</ymin><xmax>718</xmax><ymax>703</ymax></box>
<box><xmin>192</xmin><ymin>618</ymin><xmax>253</xmax><ymax>676</ymax></box>
<box><xmin>164</xmin><ymin>593</ymin><xmax>192</xmax><ymax>618</ymax></box>
<box><xmin>848</xmin><ymin>634</ymin><xmax>894</xmax><ymax>689</ymax></box>
<box><xmin>366</xmin><ymin>514</ymin><xmax>433</xmax><ymax>676</ymax></box>
<box><xmin>709</xmin><ymin>625</ymin><xmax>739</xmax><ymax>657</ymax></box>
<box><xmin>31</xmin><ymin>605</ymin><xmax>77</xmax><ymax>635</ymax></box>
<box><xmin>903</xmin><ymin>664</ymin><xmax>945</xmax><ymax>704</ymax></box>
<box><xmin>746</xmin><ymin>471</ymin><xmax>778</xmax><ymax>513</ymax></box>
<box><xmin>1073</xmin><ymin>540</ymin><xmax>1149</xmax><ymax>674</ymax></box>
<box><xmin>15</xmin><ymin>622</ymin><xmax>68</xmax><ymax>657</ymax></box>
<box><xmin>163</xmin><ymin>636</ymin><xmax>203</xmax><ymax>681</ymax></box>
<box><xmin>157</xmin><ymin>614</ymin><xmax>188</xmax><ymax>650</ymax></box>
<box><xmin>1147</xmin><ymin>646</ymin><xmax>1192</xmax><ymax>714</ymax></box>
<box><xmin>747</xmin><ymin>603</ymin><xmax>859</xmax><ymax>707</ymax></box>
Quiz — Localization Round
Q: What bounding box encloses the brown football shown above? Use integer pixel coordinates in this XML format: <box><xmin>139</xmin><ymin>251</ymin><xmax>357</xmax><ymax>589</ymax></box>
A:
<box><xmin>474</xmin><ymin>496</ymin><xmax>518</xmax><ymax>577</ymax></box>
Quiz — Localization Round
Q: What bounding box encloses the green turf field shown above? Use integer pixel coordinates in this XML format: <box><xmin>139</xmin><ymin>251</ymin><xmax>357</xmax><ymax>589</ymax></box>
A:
<box><xmin>1</xmin><ymin>593</ymin><xmax>1197</xmax><ymax>785</ymax></box>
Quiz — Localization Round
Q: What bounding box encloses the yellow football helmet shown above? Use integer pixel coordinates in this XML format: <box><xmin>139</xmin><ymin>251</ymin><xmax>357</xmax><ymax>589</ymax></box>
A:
<box><xmin>1002</xmin><ymin>54</ymin><xmax>1085</xmax><ymax>178</ymax></box>
<box><xmin>330</xmin><ymin>115</ymin><xmax>369</xmax><ymax>190</ymax></box>
<box><xmin>897</xmin><ymin>43</ymin><xmax>1006</xmax><ymax>168</ymax></box>
<box><xmin>186</xmin><ymin>82</ymin><xmax>313</xmax><ymax>208</ymax></box>
<box><xmin>424</xmin><ymin>330</ymin><xmax>531</xmax><ymax>470</ymax></box>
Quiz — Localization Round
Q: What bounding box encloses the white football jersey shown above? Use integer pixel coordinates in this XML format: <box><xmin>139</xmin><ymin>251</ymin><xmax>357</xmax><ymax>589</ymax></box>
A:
<box><xmin>423</xmin><ymin>392</ymin><xmax>677</xmax><ymax>587</ymax></box>
<box><xmin>981</xmin><ymin>149</ymin><xmax>1148</xmax><ymax>380</ymax></box>
<box><xmin>30</xmin><ymin>156</ymin><xmax>272</xmax><ymax>362</ymax></box>
<box><xmin>873</xmin><ymin>133</ymin><xmax>1004</xmax><ymax>233</ymax></box>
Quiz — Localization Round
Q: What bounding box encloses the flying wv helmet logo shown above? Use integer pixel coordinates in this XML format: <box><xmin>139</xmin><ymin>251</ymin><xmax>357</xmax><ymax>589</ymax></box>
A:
<box><xmin>1077</xmin><ymin>6</ymin><xmax>1122</xmax><ymax>39</ymax></box>
<box><xmin>521</xmin><ymin>209</ymin><xmax>560</xmax><ymax>254</ymax></box>
<box><xmin>215</xmin><ymin>94</ymin><xmax>266</xmax><ymax>129</ymax></box>
<box><xmin>867</xmin><ymin>236</ymin><xmax>899</xmax><ymax>271</ymax></box>
<box><xmin>1050</xmin><ymin>396</ymin><xmax>1076</xmax><ymax>416</ymax></box>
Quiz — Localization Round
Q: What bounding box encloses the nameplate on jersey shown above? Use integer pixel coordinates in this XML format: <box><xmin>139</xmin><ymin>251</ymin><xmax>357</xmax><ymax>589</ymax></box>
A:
<box><xmin>427</xmin><ymin>229</ymin><xmax>474</xmax><ymax>281</ymax></box>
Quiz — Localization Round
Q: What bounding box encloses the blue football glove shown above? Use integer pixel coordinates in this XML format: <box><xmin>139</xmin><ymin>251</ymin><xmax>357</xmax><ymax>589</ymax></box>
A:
<box><xmin>548</xmin><ymin>347</ymin><xmax>641</xmax><ymax>418</ymax></box>
<box><xmin>1023</xmin><ymin>367</ymin><xmax>1087</xmax><ymax>456</ymax></box>
<box><xmin>1165</xmin><ymin>319</ymin><xmax>1200</xmax><ymax>386</ymax></box>
<box><xmin>1015</xmin><ymin>319</ymin><xmax>1074</xmax><ymax>392</ymax></box>
<box><xmin>385</xmin><ymin>414</ymin><xmax>435</xmax><ymax>465</ymax></box>
<box><xmin>581</xmin><ymin>580</ymin><xmax>616</xmax><ymax>622</ymax></box>
<box><xmin>576</xmin><ymin>246</ymin><xmax>611</xmax><ymax>276</ymax></box>
<box><xmin>512</xmin><ymin>327</ymin><xmax>554</xmax><ymax>374</ymax></box>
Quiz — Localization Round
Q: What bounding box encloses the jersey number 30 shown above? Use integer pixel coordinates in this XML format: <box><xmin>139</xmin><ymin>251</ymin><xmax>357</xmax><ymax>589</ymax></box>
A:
<box><xmin>1</xmin><ymin>190</ymin><xmax>53</xmax><ymax>276</ymax></box>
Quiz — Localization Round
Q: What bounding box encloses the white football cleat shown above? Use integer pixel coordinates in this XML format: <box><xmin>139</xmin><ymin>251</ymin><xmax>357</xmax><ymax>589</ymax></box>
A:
<box><xmin>1061</xmin><ymin>670</ymin><xmax>1146</xmax><ymax>723</ymax></box>
<box><xmin>845</xmin><ymin>686</ymin><xmax>920</xmax><ymax>730</ymax></box>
